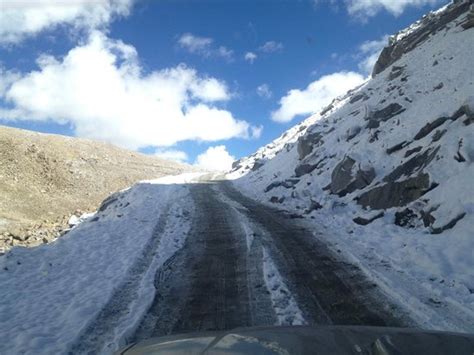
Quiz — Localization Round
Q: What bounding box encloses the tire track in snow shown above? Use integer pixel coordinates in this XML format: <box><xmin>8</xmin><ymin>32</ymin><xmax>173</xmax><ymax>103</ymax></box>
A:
<box><xmin>69</xmin><ymin>188</ymin><xmax>193</xmax><ymax>354</ymax></box>
<box><xmin>262</xmin><ymin>247</ymin><xmax>307</xmax><ymax>326</ymax></box>
<box><xmin>219</xmin><ymin>181</ymin><xmax>405</xmax><ymax>327</ymax></box>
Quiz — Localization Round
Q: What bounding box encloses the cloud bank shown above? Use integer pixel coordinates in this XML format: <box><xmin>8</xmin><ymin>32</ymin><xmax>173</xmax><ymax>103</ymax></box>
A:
<box><xmin>0</xmin><ymin>0</ymin><xmax>134</xmax><ymax>44</ymax></box>
<box><xmin>258</xmin><ymin>41</ymin><xmax>284</xmax><ymax>53</ymax></box>
<box><xmin>346</xmin><ymin>0</ymin><xmax>441</xmax><ymax>18</ymax></box>
<box><xmin>177</xmin><ymin>33</ymin><xmax>233</xmax><ymax>60</ymax></box>
<box><xmin>195</xmin><ymin>145</ymin><xmax>235</xmax><ymax>171</ymax></box>
<box><xmin>0</xmin><ymin>32</ymin><xmax>260</xmax><ymax>149</ymax></box>
<box><xmin>271</xmin><ymin>72</ymin><xmax>365</xmax><ymax>123</ymax></box>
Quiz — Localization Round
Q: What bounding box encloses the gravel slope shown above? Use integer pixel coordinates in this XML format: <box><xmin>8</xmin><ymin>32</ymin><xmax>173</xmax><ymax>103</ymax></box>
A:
<box><xmin>0</xmin><ymin>125</ymin><xmax>192</xmax><ymax>251</ymax></box>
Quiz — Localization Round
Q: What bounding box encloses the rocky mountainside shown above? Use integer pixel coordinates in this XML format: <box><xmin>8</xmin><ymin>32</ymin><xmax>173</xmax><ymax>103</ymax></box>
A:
<box><xmin>228</xmin><ymin>0</ymin><xmax>474</xmax><ymax>320</ymax></box>
<box><xmin>0</xmin><ymin>125</ymin><xmax>192</xmax><ymax>251</ymax></box>
<box><xmin>230</xmin><ymin>0</ymin><xmax>473</xmax><ymax>233</ymax></box>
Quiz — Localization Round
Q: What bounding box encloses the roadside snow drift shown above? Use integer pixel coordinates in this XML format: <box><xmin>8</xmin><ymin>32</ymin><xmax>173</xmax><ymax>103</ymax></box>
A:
<box><xmin>0</xmin><ymin>173</ymin><xmax>203</xmax><ymax>354</ymax></box>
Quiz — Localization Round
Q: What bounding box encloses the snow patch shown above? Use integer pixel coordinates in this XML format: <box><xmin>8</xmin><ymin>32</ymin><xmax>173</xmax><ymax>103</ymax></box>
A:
<box><xmin>262</xmin><ymin>247</ymin><xmax>306</xmax><ymax>326</ymax></box>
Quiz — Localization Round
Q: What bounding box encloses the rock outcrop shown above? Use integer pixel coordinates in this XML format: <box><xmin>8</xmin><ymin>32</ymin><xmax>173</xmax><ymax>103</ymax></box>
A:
<box><xmin>357</xmin><ymin>173</ymin><xmax>430</xmax><ymax>210</ymax></box>
<box><xmin>372</xmin><ymin>0</ymin><xmax>472</xmax><ymax>77</ymax></box>
<box><xmin>330</xmin><ymin>157</ymin><xmax>375</xmax><ymax>197</ymax></box>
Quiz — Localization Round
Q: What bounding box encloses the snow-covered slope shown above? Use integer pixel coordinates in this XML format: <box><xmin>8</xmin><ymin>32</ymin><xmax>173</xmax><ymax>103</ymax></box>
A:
<box><xmin>0</xmin><ymin>173</ymin><xmax>204</xmax><ymax>354</ymax></box>
<box><xmin>229</xmin><ymin>1</ymin><xmax>474</xmax><ymax>330</ymax></box>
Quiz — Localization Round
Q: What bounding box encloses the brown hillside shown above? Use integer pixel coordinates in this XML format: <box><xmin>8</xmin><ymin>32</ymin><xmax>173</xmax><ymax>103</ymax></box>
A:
<box><xmin>0</xmin><ymin>125</ymin><xmax>193</xmax><ymax>251</ymax></box>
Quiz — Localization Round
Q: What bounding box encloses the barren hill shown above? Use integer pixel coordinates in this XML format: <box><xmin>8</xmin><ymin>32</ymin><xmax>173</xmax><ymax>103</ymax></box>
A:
<box><xmin>0</xmin><ymin>125</ymin><xmax>192</xmax><ymax>250</ymax></box>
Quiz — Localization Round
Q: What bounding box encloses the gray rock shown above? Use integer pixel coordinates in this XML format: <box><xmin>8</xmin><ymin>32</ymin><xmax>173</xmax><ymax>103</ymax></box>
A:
<box><xmin>404</xmin><ymin>146</ymin><xmax>423</xmax><ymax>158</ymax></box>
<box><xmin>265</xmin><ymin>179</ymin><xmax>300</xmax><ymax>192</ymax></box>
<box><xmin>349</xmin><ymin>92</ymin><xmax>369</xmax><ymax>104</ymax></box>
<box><xmin>265</xmin><ymin>181</ymin><xmax>282</xmax><ymax>193</ymax></box>
<box><xmin>394</xmin><ymin>208</ymin><xmax>418</xmax><ymax>228</ymax></box>
<box><xmin>462</xmin><ymin>7</ymin><xmax>474</xmax><ymax>29</ymax></box>
<box><xmin>330</xmin><ymin>157</ymin><xmax>375</xmax><ymax>197</ymax></box>
<box><xmin>384</xmin><ymin>147</ymin><xmax>439</xmax><ymax>182</ymax></box>
<box><xmin>346</xmin><ymin>126</ymin><xmax>362</xmax><ymax>141</ymax></box>
<box><xmin>431</xmin><ymin>213</ymin><xmax>466</xmax><ymax>234</ymax></box>
<box><xmin>231</xmin><ymin>159</ymin><xmax>242</xmax><ymax>170</ymax></box>
<box><xmin>386</xmin><ymin>141</ymin><xmax>408</xmax><ymax>154</ymax></box>
<box><xmin>420</xmin><ymin>209</ymin><xmax>436</xmax><ymax>227</ymax></box>
<box><xmin>294</xmin><ymin>163</ymin><xmax>318</xmax><ymax>177</ymax></box>
<box><xmin>366</xmin><ymin>103</ymin><xmax>406</xmax><ymax>129</ymax></box>
<box><xmin>251</xmin><ymin>160</ymin><xmax>265</xmax><ymax>171</ymax></box>
<box><xmin>330</xmin><ymin>157</ymin><xmax>356</xmax><ymax>194</ymax></box>
<box><xmin>320</xmin><ymin>104</ymin><xmax>334</xmax><ymax>116</ymax></box>
<box><xmin>372</xmin><ymin>1</ymin><xmax>470</xmax><ymax>77</ymax></box>
<box><xmin>297</xmin><ymin>132</ymin><xmax>323</xmax><ymax>160</ymax></box>
<box><xmin>305</xmin><ymin>200</ymin><xmax>323</xmax><ymax>214</ymax></box>
<box><xmin>433</xmin><ymin>82</ymin><xmax>444</xmax><ymax>91</ymax></box>
<box><xmin>270</xmin><ymin>196</ymin><xmax>285</xmax><ymax>204</ymax></box>
<box><xmin>353</xmin><ymin>212</ymin><xmax>384</xmax><ymax>225</ymax></box>
<box><xmin>388</xmin><ymin>65</ymin><xmax>405</xmax><ymax>81</ymax></box>
<box><xmin>373</xmin><ymin>103</ymin><xmax>406</xmax><ymax>120</ymax></box>
<box><xmin>431</xmin><ymin>129</ymin><xmax>447</xmax><ymax>142</ymax></box>
<box><xmin>357</xmin><ymin>173</ymin><xmax>430</xmax><ymax>210</ymax></box>
<box><xmin>414</xmin><ymin>117</ymin><xmax>449</xmax><ymax>140</ymax></box>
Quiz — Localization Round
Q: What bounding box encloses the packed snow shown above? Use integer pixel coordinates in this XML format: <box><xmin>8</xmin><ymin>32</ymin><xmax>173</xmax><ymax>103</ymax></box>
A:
<box><xmin>228</xmin><ymin>2</ymin><xmax>474</xmax><ymax>333</ymax></box>
<box><xmin>262</xmin><ymin>248</ymin><xmax>307</xmax><ymax>326</ymax></box>
<box><xmin>0</xmin><ymin>173</ymin><xmax>203</xmax><ymax>354</ymax></box>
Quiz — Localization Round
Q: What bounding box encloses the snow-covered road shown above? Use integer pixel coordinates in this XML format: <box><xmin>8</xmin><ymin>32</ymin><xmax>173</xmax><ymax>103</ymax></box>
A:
<box><xmin>1</xmin><ymin>173</ymin><xmax>456</xmax><ymax>354</ymax></box>
<box><xmin>0</xmin><ymin>173</ymin><xmax>201</xmax><ymax>354</ymax></box>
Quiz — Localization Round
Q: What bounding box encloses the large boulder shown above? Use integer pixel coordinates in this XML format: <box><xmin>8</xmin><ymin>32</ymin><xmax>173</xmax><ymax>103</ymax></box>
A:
<box><xmin>366</xmin><ymin>103</ymin><xmax>406</xmax><ymax>129</ymax></box>
<box><xmin>357</xmin><ymin>173</ymin><xmax>430</xmax><ymax>210</ymax></box>
<box><xmin>294</xmin><ymin>163</ymin><xmax>318</xmax><ymax>177</ymax></box>
<box><xmin>384</xmin><ymin>147</ymin><xmax>439</xmax><ymax>182</ymax></box>
<box><xmin>251</xmin><ymin>160</ymin><xmax>265</xmax><ymax>171</ymax></box>
<box><xmin>297</xmin><ymin>132</ymin><xmax>323</xmax><ymax>160</ymax></box>
<box><xmin>330</xmin><ymin>157</ymin><xmax>375</xmax><ymax>197</ymax></box>
<box><xmin>231</xmin><ymin>159</ymin><xmax>242</xmax><ymax>170</ymax></box>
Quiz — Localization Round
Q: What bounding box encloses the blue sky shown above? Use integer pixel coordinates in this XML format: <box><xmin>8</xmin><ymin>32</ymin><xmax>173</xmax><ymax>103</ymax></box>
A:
<box><xmin>0</xmin><ymin>0</ymin><xmax>447</xmax><ymax>170</ymax></box>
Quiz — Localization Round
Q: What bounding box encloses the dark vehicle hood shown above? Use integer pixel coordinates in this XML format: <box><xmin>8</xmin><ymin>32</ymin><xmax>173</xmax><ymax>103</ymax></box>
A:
<box><xmin>118</xmin><ymin>325</ymin><xmax>474</xmax><ymax>354</ymax></box>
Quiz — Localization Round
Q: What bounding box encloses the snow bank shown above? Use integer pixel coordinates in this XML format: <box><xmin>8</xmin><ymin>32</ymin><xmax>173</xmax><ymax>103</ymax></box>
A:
<box><xmin>0</xmin><ymin>174</ymin><xmax>197</xmax><ymax>354</ymax></box>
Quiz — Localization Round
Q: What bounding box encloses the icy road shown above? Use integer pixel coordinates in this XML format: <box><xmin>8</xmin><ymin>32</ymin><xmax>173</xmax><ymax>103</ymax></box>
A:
<box><xmin>0</xmin><ymin>173</ymin><xmax>407</xmax><ymax>354</ymax></box>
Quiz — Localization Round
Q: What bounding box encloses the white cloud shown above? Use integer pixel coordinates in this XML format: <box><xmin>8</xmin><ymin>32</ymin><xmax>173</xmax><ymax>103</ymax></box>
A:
<box><xmin>244</xmin><ymin>52</ymin><xmax>257</xmax><ymax>63</ymax></box>
<box><xmin>258</xmin><ymin>41</ymin><xmax>284</xmax><ymax>53</ymax></box>
<box><xmin>346</xmin><ymin>0</ymin><xmax>440</xmax><ymax>18</ymax></box>
<box><xmin>154</xmin><ymin>149</ymin><xmax>188</xmax><ymax>163</ymax></box>
<box><xmin>217</xmin><ymin>46</ymin><xmax>234</xmax><ymax>60</ymax></box>
<box><xmin>357</xmin><ymin>35</ymin><xmax>389</xmax><ymax>75</ymax></box>
<box><xmin>0</xmin><ymin>31</ymin><xmax>260</xmax><ymax>149</ymax></box>
<box><xmin>190</xmin><ymin>78</ymin><xmax>230</xmax><ymax>102</ymax></box>
<box><xmin>177</xmin><ymin>33</ymin><xmax>213</xmax><ymax>55</ymax></box>
<box><xmin>256</xmin><ymin>84</ymin><xmax>272</xmax><ymax>99</ymax></box>
<box><xmin>250</xmin><ymin>125</ymin><xmax>263</xmax><ymax>139</ymax></box>
<box><xmin>177</xmin><ymin>33</ymin><xmax>233</xmax><ymax>60</ymax></box>
<box><xmin>195</xmin><ymin>145</ymin><xmax>235</xmax><ymax>171</ymax></box>
<box><xmin>0</xmin><ymin>0</ymin><xmax>133</xmax><ymax>44</ymax></box>
<box><xmin>271</xmin><ymin>71</ymin><xmax>365</xmax><ymax>123</ymax></box>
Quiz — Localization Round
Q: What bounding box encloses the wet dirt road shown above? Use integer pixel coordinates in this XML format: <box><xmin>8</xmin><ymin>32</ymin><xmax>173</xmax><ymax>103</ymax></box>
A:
<box><xmin>132</xmin><ymin>179</ymin><xmax>406</xmax><ymax>342</ymax></box>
